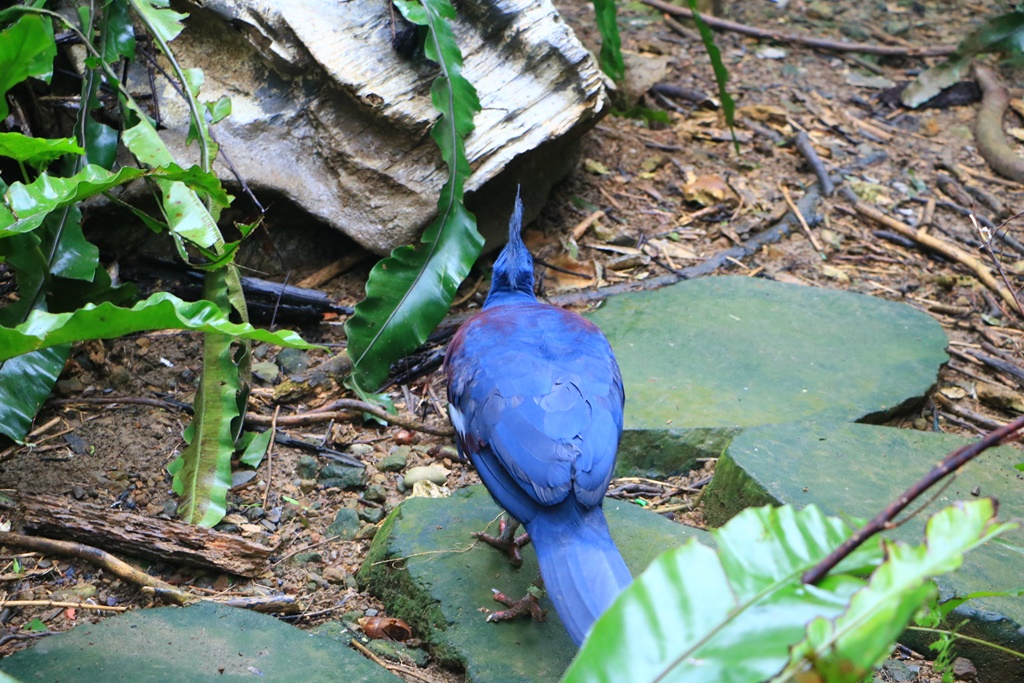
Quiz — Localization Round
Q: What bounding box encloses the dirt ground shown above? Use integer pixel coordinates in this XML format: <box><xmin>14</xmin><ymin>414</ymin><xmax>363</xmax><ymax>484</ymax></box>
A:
<box><xmin>2</xmin><ymin>1</ymin><xmax>1023</xmax><ymax>681</ymax></box>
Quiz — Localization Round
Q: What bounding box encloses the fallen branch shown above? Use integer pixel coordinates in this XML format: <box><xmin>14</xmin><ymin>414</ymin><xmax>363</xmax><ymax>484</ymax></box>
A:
<box><xmin>643</xmin><ymin>0</ymin><xmax>955</xmax><ymax>57</ymax></box>
<box><xmin>246</xmin><ymin>398</ymin><xmax>453</xmax><ymax>437</ymax></box>
<box><xmin>2</xmin><ymin>492</ymin><xmax>274</xmax><ymax>577</ymax></box>
<box><xmin>803</xmin><ymin>413</ymin><xmax>1024</xmax><ymax>584</ymax></box>
<box><xmin>0</xmin><ymin>532</ymin><xmax>194</xmax><ymax>606</ymax></box>
<box><xmin>0</xmin><ymin>599</ymin><xmax>128</xmax><ymax>613</ymax></box>
<box><xmin>973</xmin><ymin>64</ymin><xmax>1024</xmax><ymax>184</ymax></box>
<box><xmin>794</xmin><ymin>131</ymin><xmax>835</xmax><ymax>196</ymax></box>
<box><xmin>840</xmin><ymin>187</ymin><xmax>1020</xmax><ymax>314</ymax></box>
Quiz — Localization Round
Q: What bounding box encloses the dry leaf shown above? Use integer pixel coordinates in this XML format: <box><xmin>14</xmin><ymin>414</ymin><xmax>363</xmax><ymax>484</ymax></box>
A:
<box><xmin>820</xmin><ymin>265</ymin><xmax>850</xmax><ymax>284</ymax></box>
<box><xmin>737</xmin><ymin>104</ymin><xmax>788</xmax><ymax>123</ymax></box>
<box><xmin>939</xmin><ymin>385</ymin><xmax>967</xmax><ymax>400</ymax></box>
<box><xmin>546</xmin><ymin>252</ymin><xmax>596</xmax><ymax>290</ymax></box>
<box><xmin>647</xmin><ymin>238</ymin><xmax>697</xmax><ymax>261</ymax></box>
<box><xmin>583</xmin><ymin>158</ymin><xmax>611</xmax><ymax>175</ymax></box>
<box><xmin>359</xmin><ymin>616</ymin><xmax>413</xmax><ymax>641</ymax></box>
<box><xmin>680</xmin><ymin>175</ymin><xmax>736</xmax><ymax>206</ymax></box>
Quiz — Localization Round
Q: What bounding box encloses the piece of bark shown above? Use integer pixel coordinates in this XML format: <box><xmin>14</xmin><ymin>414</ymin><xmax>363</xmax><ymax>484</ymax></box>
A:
<box><xmin>2</xmin><ymin>492</ymin><xmax>274</xmax><ymax>578</ymax></box>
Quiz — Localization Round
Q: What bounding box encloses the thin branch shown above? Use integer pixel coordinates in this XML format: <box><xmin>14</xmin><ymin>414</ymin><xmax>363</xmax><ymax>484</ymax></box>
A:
<box><xmin>643</xmin><ymin>0</ymin><xmax>956</xmax><ymax>57</ymax></box>
<box><xmin>803</xmin><ymin>414</ymin><xmax>1024</xmax><ymax>584</ymax></box>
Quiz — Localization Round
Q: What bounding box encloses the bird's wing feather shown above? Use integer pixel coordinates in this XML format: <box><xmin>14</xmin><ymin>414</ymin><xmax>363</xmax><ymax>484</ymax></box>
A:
<box><xmin>446</xmin><ymin>304</ymin><xmax>624</xmax><ymax>515</ymax></box>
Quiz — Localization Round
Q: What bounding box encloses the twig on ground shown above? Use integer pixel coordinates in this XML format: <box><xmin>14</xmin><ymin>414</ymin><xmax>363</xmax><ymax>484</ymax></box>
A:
<box><xmin>262</xmin><ymin>406</ymin><xmax>280</xmax><ymax>510</ymax></box>
<box><xmin>840</xmin><ymin>188</ymin><xmax>1020</xmax><ymax>314</ymax></box>
<box><xmin>972</xmin><ymin>213</ymin><xmax>1024</xmax><ymax>320</ymax></box>
<box><xmin>644</xmin><ymin>0</ymin><xmax>955</xmax><ymax>57</ymax></box>
<box><xmin>794</xmin><ymin>131</ymin><xmax>834</xmax><ymax>196</ymax></box>
<box><xmin>803</xmin><ymin>414</ymin><xmax>1024</xmax><ymax>585</ymax></box>
<box><xmin>0</xmin><ymin>533</ymin><xmax>194</xmax><ymax>605</ymax></box>
<box><xmin>780</xmin><ymin>184</ymin><xmax>825</xmax><ymax>255</ymax></box>
<box><xmin>46</xmin><ymin>396</ymin><xmax>193</xmax><ymax>413</ymax></box>
<box><xmin>246</xmin><ymin>399</ymin><xmax>453</xmax><ymax>437</ymax></box>
<box><xmin>0</xmin><ymin>599</ymin><xmax>127</xmax><ymax>613</ymax></box>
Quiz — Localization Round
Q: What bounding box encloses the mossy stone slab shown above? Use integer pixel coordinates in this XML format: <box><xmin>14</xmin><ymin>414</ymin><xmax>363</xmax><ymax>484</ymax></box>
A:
<box><xmin>358</xmin><ymin>485</ymin><xmax>710</xmax><ymax>683</ymax></box>
<box><xmin>585</xmin><ymin>276</ymin><xmax>948</xmax><ymax>477</ymax></box>
<box><xmin>0</xmin><ymin>601</ymin><xmax>401</xmax><ymax>683</ymax></box>
<box><xmin>704</xmin><ymin>421</ymin><xmax>1024</xmax><ymax>679</ymax></box>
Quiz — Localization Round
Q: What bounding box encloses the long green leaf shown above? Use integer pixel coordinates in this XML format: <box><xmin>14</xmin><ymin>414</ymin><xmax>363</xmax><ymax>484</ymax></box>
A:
<box><xmin>345</xmin><ymin>0</ymin><xmax>483</xmax><ymax>393</ymax></box>
<box><xmin>563</xmin><ymin>505</ymin><xmax>881</xmax><ymax>683</ymax></box>
<box><xmin>687</xmin><ymin>0</ymin><xmax>738</xmax><ymax>153</ymax></box>
<box><xmin>0</xmin><ymin>345</ymin><xmax>68</xmax><ymax>441</ymax></box>
<box><xmin>0</xmin><ymin>13</ymin><xmax>55</xmax><ymax>120</ymax></box>
<box><xmin>0</xmin><ymin>291</ymin><xmax>316</xmax><ymax>362</ymax></box>
<box><xmin>0</xmin><ymin>132</ymin><xmax>83</xmax><ymax>168</ymax></box>
<box><xmin>167</xmin><ymin>271</ymin><xmax>236</xmax><ymax>527</ymax></box>
<box><xmin>0</xmin><ymin>163</ymin><xmax>228</xmax><ymax>240</ymax></box>
<box><xmin>592</xmin><ymin>0</ymin><xmax>624</xmax><ymax>83</ymax></box>
<box><xmin>774</xmin><ymin>499</ymin><xmax>1014</xmax><ymax>683</ymax></box>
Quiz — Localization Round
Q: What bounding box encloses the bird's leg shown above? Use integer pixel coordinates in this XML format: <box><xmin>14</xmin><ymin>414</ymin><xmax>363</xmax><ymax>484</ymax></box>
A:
<box><xmin>472</xmin><ymin>516</ymin><xmax>531</xmax><ymax>568</ymax></box>
<box><xmin>487</xmin><ymin>578</ymin><xmax>547</xmax><ymax>624</ymax></box>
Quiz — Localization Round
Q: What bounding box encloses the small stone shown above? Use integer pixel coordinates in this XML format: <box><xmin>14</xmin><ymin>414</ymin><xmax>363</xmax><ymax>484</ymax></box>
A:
<box><xmin>358</xmin><ymin>507</ymin><xmax>385</xmax><ymax>524</ymax></box>
<box><xmin>403</xmin><ymin>465</ymin><xmax>449</xmax><ymax>488</ymax></box>
<box><xmin>259</xmin><ymin>519</ymin><xmax>277</xmax><ymax>532</ymax></box>
<box><xmin>244</xmin><ymin>506</ymin><xmax>265</xmax><ymax>522</ymax></box>
<box><xmin>299</xmin><ymin>479</ymin><xmax>317</xmax><ymax>494</ymax></box>
<box><xmin>326</xmin><ymin>508</ymin><xmax>361</xmax><ymax>540</ymax></box>
<box><xmin>55</xmin><ymin>378</ymin><xmax>86</xmax><ymax>395</ymax></box>
<box><xmin>364</xmin><ymin>484</ymin><xmax>387</xmax><ymax>504</ymax></box>
<box><xmin>378</xmin><ymin>447</ymin><xmax>410</xmax><ymax>472</ymax></box>
<box><xmin>296</xmin><ymin>455</ymin><xmax>318</xmax><ymax>480</ymax></box>
<box><xmin>252</xmin><ymin>361</ymin><xmax>280</xmax><ymax>385</ymax></box>
<box><xmin>70</xmin><ymin>583</ymin><xmax>97</xmax><ymax>599</ymax></box>
<box><xmin>161</xmin><ymin>500</ymin><xmax>179</xmax><ymax>518</ymax></box>
<box><xmin>323</xmin><ymin>566</ymin><xmax>348</xmax><ymax>584</ymax></box>
<box><xmin>265</xmin><ymin>507</ymin><xmax>282</xmax><ymax>524</ymax></box>
<box><xmin>291</xmin><ymin>552</ymin><xmax>323</xmax><ymax>565</ymax></box>
<box><xmin>355</xmin><ymin>524</ymin><xmax>378</xmax><ymax>541</ymax></box>
<box><xmin>952</xmin><ymin>657</ymin><xmax>977</xmax><ymax>681</ymax></box>
<box><xmin>212</xmin><ymin>575</ymin><xmax>231</xmax><ymax>591</ymax></box>
<box><xmin>108</xmin><ymin>364</ymin><xmax>132</xmax><ymax>388</ymax></box>
<box><xmin>275</xmin><ymin>348</ymin><xmax>311</xmax><ymax>375</ymax></box>
<box><xmin>348</xmin><ymin>443</ymin><xmax>374</xmax><ymax>457</ymax></box>
<box><xmin>71</xmin><ymin>486</ymin><xmax>87</xmax><ymax>501</ymax></box>
<box><xmin>319</xmin><ymin>464</ymin><xmax>367</xmax><ymax>490</ymax></box>
<box><xmin>231</xmin><ymin>470</ymin><xmax>257</xmax><ymax>489</ymax></box>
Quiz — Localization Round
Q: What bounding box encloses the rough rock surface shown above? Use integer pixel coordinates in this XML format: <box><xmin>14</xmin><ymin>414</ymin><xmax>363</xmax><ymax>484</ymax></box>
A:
<box><xmin>140</xmin><ymin>0</ymin><xmax>609</xmax><ymax>253</ymax></box>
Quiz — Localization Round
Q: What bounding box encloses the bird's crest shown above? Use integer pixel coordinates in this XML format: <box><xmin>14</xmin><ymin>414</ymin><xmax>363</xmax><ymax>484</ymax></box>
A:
<box><xmin>484</xmin><ymin>189</ymin><xmax>536</xmax><ymax>308</ymax></box>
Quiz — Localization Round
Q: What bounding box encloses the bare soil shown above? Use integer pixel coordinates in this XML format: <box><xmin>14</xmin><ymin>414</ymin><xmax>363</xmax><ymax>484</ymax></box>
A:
<box><xmin>3</xmin><ymin>1</ymin><xmax>1023</xmax><ymax>681</ymax></box>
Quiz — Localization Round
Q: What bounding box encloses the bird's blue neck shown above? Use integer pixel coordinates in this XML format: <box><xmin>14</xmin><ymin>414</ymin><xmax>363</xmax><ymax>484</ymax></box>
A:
<box><xmin>483</xmin><ymin>191</ymin><xmax>536</xmax><ymax>309</ymax></box>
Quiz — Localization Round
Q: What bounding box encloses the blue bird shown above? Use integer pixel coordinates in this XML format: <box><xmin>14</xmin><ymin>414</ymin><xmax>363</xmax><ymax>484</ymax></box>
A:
<box><xmin>444</xmin><ymin>193</ymin><xmax>632</xmax><ymax>646</ymax></box>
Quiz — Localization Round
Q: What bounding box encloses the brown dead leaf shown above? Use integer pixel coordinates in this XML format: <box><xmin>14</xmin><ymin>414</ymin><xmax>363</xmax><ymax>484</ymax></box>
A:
<box><xmin>546</xmin><ymin>252</ymin><xmax>596</xmax><ymax>289</ymax></box>
<box><xmin>680</xmin><ymin>175</ymin><xmax>736</xmax><ymax>206</ymax></box>
<box><xmin>359</xmin><ymin>616</ymin><xmax>413</xmax><ymax>641</ymax></box>
<box><xmin>647</xmin><ymin>238</ymin><xmax>698</xmax><ymax>261</ymax></box>
<box><xmin>737</xmin><ymin>104</ymin><xmax>788</xmax><ymax>123</ymax></box>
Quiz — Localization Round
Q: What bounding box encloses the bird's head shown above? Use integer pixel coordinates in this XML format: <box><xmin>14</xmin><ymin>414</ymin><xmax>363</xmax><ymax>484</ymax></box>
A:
<box><xmin>484</xmin><ymin>190</ymin><xmax>536</xmax><ymax>308</ymax></box>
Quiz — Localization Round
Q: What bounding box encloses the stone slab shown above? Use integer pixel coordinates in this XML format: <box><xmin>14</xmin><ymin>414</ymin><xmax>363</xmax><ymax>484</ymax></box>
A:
<box><xmin>0</xmin><ymin>601</ymin><xmax>401</xmax><ymax>682</ymax></box>
<box><xmin>704</xmin><ymin>420</ymin><xmax>1024</xmax><ymax>679</ymax></box>
<box><xmin>586</xmin><ymin>277</ymin><xmax>949</xmax><ymax>478</ymax></box>
<box><xmin>358</xmin><ymin>485</ymin><xmax>710</xmax><ymax>682</ymax></box>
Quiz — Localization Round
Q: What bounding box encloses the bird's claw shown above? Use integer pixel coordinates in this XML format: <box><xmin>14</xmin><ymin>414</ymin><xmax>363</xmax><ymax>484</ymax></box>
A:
<box><xmin>486</xmin><ymin>586</ymin><xmax>547</xmax><ymax>623</ymax></box>
<box><xmin>472</xmin><ymin>519</ymin><xmax>530</xmax><ymax>568</ymax></box>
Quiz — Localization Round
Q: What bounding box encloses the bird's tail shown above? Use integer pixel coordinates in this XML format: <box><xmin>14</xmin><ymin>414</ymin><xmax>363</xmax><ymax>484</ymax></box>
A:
<box><xmin>526</xmin><ymin>506</ymin><xmax>632</xmax><ymax>646</ymax></box>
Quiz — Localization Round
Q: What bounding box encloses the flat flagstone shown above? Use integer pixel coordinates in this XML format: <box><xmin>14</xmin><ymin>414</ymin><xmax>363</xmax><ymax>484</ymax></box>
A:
<box><xmin>0</xmin><ymin>601</ymin><xmax>401</xmax><ymax>683</ymax></box>
<box><xmin>358</xmin><ymin>485</ymin><xmax>710</xmax><ymax>682</ymax></box>
<box><xmin>704</xmin><ymin>420</ymin><xmax>1024</xmax><ymax>679</ymax></box>
<box><xmin>585</xmin><ymin>276</ymin><xmax>949</xmax><ymax>477</ymax></box>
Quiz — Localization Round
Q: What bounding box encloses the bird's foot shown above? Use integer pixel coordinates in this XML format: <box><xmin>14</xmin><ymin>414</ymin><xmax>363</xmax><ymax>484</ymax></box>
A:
<box><xmin>472</xmin><ymin>518</ymin><xmax>530</xmax><ymax>568</ymax></box>
<box><xmin>486</xmin><ymin>583</ymin><xmax>547</xmax><ymax>624</ymax></box>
